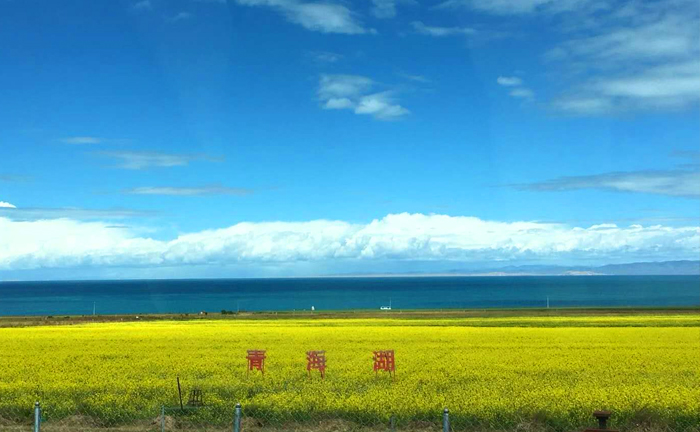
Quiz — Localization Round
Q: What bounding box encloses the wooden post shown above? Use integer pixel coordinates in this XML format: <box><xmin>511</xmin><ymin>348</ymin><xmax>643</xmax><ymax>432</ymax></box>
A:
<box><xmin>177</xmin><ymin>376</ymin><xmax>184</xmax><ymax>410</ymax></box>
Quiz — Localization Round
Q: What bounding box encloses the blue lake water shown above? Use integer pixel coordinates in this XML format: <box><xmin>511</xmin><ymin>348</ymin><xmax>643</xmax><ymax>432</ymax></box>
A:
<box><xmin>0</xmin><ymin>276</ymin><xmax>698</xmax><ymax>316</ymax></box>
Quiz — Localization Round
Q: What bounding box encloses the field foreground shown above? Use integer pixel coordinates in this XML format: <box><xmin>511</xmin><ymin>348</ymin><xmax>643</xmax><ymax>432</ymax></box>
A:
<box><xmin>0</xmin><ymin>313</ymin><xmax>699</xmax><ymax>431</ymax></box>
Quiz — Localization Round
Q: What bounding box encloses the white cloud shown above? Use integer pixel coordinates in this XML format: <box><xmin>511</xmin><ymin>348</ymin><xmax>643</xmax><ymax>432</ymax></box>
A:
<box><xmin>307</xmin><ymin>51</ymin><xmax>343</xmax><ymax>64</ymax></box>
<box><xmin>355</xmin><ymin>92</ymin><xmax>410</xmax><ymax>119</ymax></box>
<box><xmin>169</xmin><ymin>12</ymin><xmax>193</xmax><ymax>21</ymax></box>
<box><xmin>0</xmin><ymin>202</ymin><xmax>16</xmax><ymax>209</ymax></box>
<box><xmin>496</xmin><ymin>76</ymin><xmax>535</xmax><ymax>100</ymax></box>
<box><xmin>318</xmin><ymin>74</ymin><xmax>373</xmax><ymax>99</ymax></box>
<box><xmin>371</xmin><ymin>0</ymin><xmax>397</xmax><ymax>18</ymax></box>
<box><xmin>317</xmin><ymin>75</ymin><xmax>410</xmax><ymax>120</ymax></box>
<box><xmin>446</xmin><ymin>0</ymin><xmax>700</xmax><ymax>115</ymax></box>
<box><xmin>0</xmin><ymin>207</ymin><xmax>154</xmax><ymax>221</ymax></box>
<box><xmin>496</xmin><ymin>76</ymin><xmax>522</xmax><ymax>86</ymax></box>
<box><xmin>552</xmin><ymin>13</ymin><xmax>697</xmax><ymax>62</ymax></box>
<box><xmin>397</xmin><ymin>72</ymin><xmax>431</xmax><ymax>83</ymax></box>
<box><xmin>552</xmin><ymin>97</ymin><xmax>613</xmax><ymax>114</ymax></box>
<box><xmin>547</xmin><ymin>0</ymin><xmax>700</xmax><ymax>114</ymax></box>
<box><xmin>509</xmin><ymin>88</ymin><xmax>535</xmax><ymax>99</ymax></box>
<box><xmin>132</xmin><ymin>0</ymin><xmax>152</xmax><ymax>10</ymax></box>
<box><xmin>60</xmin><ymin>136</ymin><xmax>103</xmax><ymax>145</ymax></box>
<box><xmin>123</xmin><ymin>185</ymin><xmax>252</xmax><ymax>196</ymax></box>
<box><xmin>323</xmin><ymin>98</ymin><xmax>355</xmax><ymax>109</ymax></box>
<box><xmin>0</xmin><ymin>213</ymin><xmax>698</xmax><ymax>271</ymax></box>
<box><xmin>516</xmin><ymin>168</ymin><xmax>700</xmax><ymax>198</ymax></box>
<box><xmin>588</xmin><ymin>61</ymin><xmax>700</xmax><ymax>109</ymax></box>
<box><xmin>411</xmin><ymin>21</ymin><xmax>475</xmax><ymax>37</ymax></box>
<box><xmin>438</xmin><ymin>0</ymin><xmax>591</xmax><ymax>15</ymax></box>
<box><xmin>96</xmin><ymin>151</ymin><xmax>222</xmax><ymax>170</ymax></box>
<box><xmin>0</xmin><ymin>218</ymin><xmax>162</xmax><ymax>270</ymax></box>
<box><xmin>554</xmin><ymin>61</ymin><xmax>700</xmax><ymax>114</ymax></box>
<box><xmin>234</xmin><ymin>0</ymin><xmax>367</xmax><ymax>34</ymax></box>
<box><xmin>371</xmin><ymin>0</ymin><xmax>415</xmax><ymax>19</ymax></box>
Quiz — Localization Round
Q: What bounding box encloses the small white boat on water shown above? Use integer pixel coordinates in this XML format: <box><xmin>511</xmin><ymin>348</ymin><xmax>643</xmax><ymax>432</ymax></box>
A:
<box><xmin>380</xmin><ymin>299</ymin><xmax>392</xmax><ymax>310</ymax></box>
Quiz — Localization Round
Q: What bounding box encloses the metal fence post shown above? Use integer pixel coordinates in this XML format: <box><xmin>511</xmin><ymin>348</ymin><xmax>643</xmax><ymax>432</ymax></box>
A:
<box><xmin>234</xmin><ymin>402</ymin><xmax>242</xmax><ymax>432</ymax></box>
<box><xmin>442</xmin><ymin>408</ymin><xmax>449</xmax><ymax>432</ymax></box>
<box><xmin>161</xmin><ymin>405</ymin><xmax>165</xmax><ymax>432</ymax></box>
<box><xmin>33</xmin><ymin>402</ymin><xmax>41</xmax><ymax>432</ymax></box>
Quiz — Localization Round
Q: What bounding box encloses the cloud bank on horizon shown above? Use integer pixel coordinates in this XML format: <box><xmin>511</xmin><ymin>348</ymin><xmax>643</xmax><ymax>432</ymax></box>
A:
<box><xmin>0</xmin><ymin>213</ymin><xmax>697</xmax><ymax>275</ymax></box>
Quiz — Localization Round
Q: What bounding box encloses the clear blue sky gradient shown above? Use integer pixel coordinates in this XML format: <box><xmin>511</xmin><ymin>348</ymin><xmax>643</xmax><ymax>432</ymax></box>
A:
<box><xmin>0</xmin><ymin>0</ymin><xmax>698</xmax><ymax>279</ymax></box>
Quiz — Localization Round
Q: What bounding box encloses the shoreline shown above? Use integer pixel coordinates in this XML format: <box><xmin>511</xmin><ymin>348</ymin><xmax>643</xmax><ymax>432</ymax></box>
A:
<box><xmin>3</xmin><ymin>273</ymin><xmax>700</xmax><ymax>283</ymax></box>
<box><xmin>1</xmin><ymin>306</ymin><xmax>698</xmax><ymax>328</ymax></box>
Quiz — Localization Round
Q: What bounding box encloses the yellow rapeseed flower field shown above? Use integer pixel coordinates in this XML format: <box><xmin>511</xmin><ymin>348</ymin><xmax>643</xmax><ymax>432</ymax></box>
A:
<box><xmin>0</xmin><ymin>315</ymin><xmax>698</xmax><ymax>431</ymax></box>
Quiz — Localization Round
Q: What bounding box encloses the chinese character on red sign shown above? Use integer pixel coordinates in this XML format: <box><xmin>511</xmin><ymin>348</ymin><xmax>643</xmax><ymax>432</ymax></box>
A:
<box><xmin>373</xmin><ymin>350</ymin><xmax>395</xmax><ymax>378</ymax></box>
<box><xmin>306</xmin><ymin>350</ymin><xmax>326</xmax><ymax>379</ymax></box>
<box><xmin>246</xmin><ymin>350</ymin><xmax>266</xmax><ymax>375</ymax></box>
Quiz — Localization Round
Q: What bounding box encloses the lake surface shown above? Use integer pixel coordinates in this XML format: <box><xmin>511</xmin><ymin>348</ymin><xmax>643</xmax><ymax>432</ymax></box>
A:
<box><xmin>0</xmin><ymin>276</ymin><xmax>698</xmax><ymax>316</ymax></box>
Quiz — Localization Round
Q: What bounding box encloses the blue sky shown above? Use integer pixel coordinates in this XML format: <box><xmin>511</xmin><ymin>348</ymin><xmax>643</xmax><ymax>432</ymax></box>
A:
<box><xmin>0</xmin><ymin>0</ymin><xmax>699</xmax><ymax>280</ymax></box>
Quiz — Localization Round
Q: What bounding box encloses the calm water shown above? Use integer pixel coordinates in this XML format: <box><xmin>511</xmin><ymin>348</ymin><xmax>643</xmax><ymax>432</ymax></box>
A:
<box><xmin>0</xmin><ymin>276</ymin><xmax>698</xmax><ymax>316</ymax></box>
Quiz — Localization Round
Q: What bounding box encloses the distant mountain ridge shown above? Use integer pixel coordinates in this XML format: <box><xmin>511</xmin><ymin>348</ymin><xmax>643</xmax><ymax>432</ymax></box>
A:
<box><xmin>452</xmin><ymin>260</ymin><xmax>700</xmax><ymax>276</ymax></box>
<box><xmin>331</xmin><ymin>261</ymin><xmax>700</xmax><ymax>277</ymax></box>
<box><xmin>596</xmin><ymin>260</ymin><xmax>700</xmax><ymax>275</ymax></box>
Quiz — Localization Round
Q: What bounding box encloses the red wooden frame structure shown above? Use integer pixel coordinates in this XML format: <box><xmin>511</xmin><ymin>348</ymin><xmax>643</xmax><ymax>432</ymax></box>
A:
<box><xmin>246</xmin><ymin>350</ymin><xmax>267</xmax><ymax>375</ymax></box>
<box><xmin>306</xmin><ymin>350</ymin><xmax>326</xmax><ymax>379</ymax></box>
<box><xmin>373</xmin><ymin>350</ymin><xmax>395</xmax><ymax>378</ymax></box>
